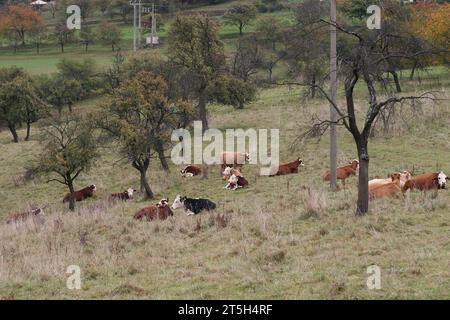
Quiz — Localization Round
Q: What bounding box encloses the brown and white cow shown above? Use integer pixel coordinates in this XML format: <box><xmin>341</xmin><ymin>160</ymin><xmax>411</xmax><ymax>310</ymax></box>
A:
<box><xmin>323</xmin><ymin>159</ymin><xmax>359</xmax><ymax>188</ymax></box>
<box><xmin>7</xmin><ymin>208</ymin><xmax>44</xmax><ymax>224</ymax></box>
<box><xmin>369</xmin><ymin>175</ymin><xmax>403</xmax><ymax>200</ymax></box>
<box><xmin>269</xmin><ymin>158</ymin><xmax>304</xmax><ymax>176</ymax></box>
<box><xmin>402</xmin><ymin>171</ymin><xmax>448</xmax><ymax>192</ymax></box>
<box><xmin>110</xmin><ymin>188</ymin><xmax>136</xmax><ymax>201</ymax></box>
<box><xmin>221</xmin><ymin>152</ymin><xmax>250</xmax><ymax>171</ymax></box>
<box><xmin>225</xmin><ymin>174</ymin><xmax>249</xmax><ymax>190</ymax></box>
<box><xmin>133</xmin><ymin>198</ymin><xmax>173</xmax><ymax>221</ymax></box>
<box><xmin>369</xmin><ymin>171</ymin><xmax>412</xmax><ymax>189</ymax></box>
<box><xmin>222</xmin><ymin>166</ymin><xmax>244</xmax><ymax>180</ymax></box>
<box><xmin>63</xmin><ymin>185</ymin><xmax>97</xmax><ymax>203</ymax></box>
<box><xmin>180</xmin><ymin>165</ymin><xmax>202</xmax><ymax>177</ymax></box>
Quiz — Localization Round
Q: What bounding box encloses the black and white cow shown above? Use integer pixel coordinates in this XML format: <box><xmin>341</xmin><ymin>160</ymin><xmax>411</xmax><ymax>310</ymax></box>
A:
<box><xmin>171</xmin><ymin>195</ymin><xmax>216</xmax><ymax>216</ymax></box>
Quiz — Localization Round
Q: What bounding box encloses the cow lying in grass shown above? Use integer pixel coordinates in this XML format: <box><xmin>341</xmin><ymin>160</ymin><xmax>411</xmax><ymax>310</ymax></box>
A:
<box><xmin>222</xmin><ymin>166</ymin><xmax>243</xmax><ymax>180</ymax></box>
<box><xmin>369</xmin><ymin>173</ymin><xmax>403</xmax><ymax>200</ymax></box>
<box><xmin>110</xmin><ymin>188</ymin><xmax>136</xmax><ymax>201</ymax></box>
<box><xmin>7</xmin><ymin>208</ymin><xmax>44</xmax><ymax>224</ymax></box>
<box><xmin>369</xmin><ymin>171</ymin><xmax>412</xmax><ymax>189</ymax></box>
<box><xmin>180</xmin><ymin>165</ymin><xmax>202</xmax><ymax>177</ymax></box>
<box><xmin>225</xmin><ymin>174</ymin><xmax>249</xmax><ymax>190</ymax></box>
<box><xmin>171</xmin><ymin>195</ymin><xmax>216</xmax><ymax>216</ymax></box>
<box><xmin>63</xmin><ymin>185</ymin><xmax>96</xmax><ymax>203</ymax></box>
<box><xmin>269</xmin><ymin>158</ymin><xmax>304</xmax><ymax>176</ymax></box>
<box><xmin>134</xmin><ymin>198</ymin><xmax>173</xmax><ymax>221</ymax></box>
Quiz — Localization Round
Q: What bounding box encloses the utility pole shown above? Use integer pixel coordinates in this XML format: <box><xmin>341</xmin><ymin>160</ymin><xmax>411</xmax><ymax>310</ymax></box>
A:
<box><xmin>138</xmin><ymin>0</ymin><xmax>142</xmax><ymax>49</ymax></box>
<box><xmin>151</xmin><ymin>3</ymin><xmax>156</xmax><ymax>47</ymax></box>
<box><xmin>330</xmin><ymin>0</ymin><xmax>338</xmax><ymax>190</ymax></box>
<box><xmin>133</xmin><ymin>1</ymin><xmax>137</xmax><ymax>51</ymax></box>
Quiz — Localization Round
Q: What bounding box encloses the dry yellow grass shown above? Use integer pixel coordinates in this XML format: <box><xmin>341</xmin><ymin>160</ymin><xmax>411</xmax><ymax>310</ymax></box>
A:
<box><xmin>0</xmin><ymin>84</ymin><xmax>449</xmax><ymax>299</ymax></box>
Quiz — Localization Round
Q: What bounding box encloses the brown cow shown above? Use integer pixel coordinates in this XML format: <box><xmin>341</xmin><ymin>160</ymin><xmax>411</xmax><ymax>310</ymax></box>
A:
<box><xmin>369</xmin><ymin>175</ymin><xmax>402</xmax><ymax>200</ymax></box>
<box><xmin>403</xmin><ymin>171</ymin><xmax>448</xmax><ymax>192</ymax></box>
<box><xmin>7</xmin><ymin>208</ymin><xmax>44</xmax><ymax>224</ymax></box>
<box><xmin>369</xmin><ymin>171</ymin><xmax>412</xmax><ymax>189</ymax></box>
<box><xmin>63</xmin><ymin>185</ymin><xmax>96</xmax><ymax>203</ymax></box>
<box><xmin>180</xmin><ymin>165</ymin><xmax>202</xmax><ymax>177</ymax></box>
<box><xmin>269</xmin><ymin>158</ymin><xmax>304</xmax><ymax>176</ymax></box>
<box><xmin>225</xmin><ymin>174</ymin><xmax>249</xmax><ymax>190</ymax></box>
<box><xmin>133</xmin><ymin>198</ymin><xmax>173</xmax><ymax>221</ymax></box>
<box><xmin>324</xmin><ymin>159</ymin><xmax>359</xmax><ymax>188</ymax></box>
<box><xmin>110</xmin><ymin>188</ymin><xmax>136</xmax><ymax>201</ymax></box>
<box><xmin>221</xmin><ymin>152</ymin><xmax>250</xmax><ymax>171</ymax></box>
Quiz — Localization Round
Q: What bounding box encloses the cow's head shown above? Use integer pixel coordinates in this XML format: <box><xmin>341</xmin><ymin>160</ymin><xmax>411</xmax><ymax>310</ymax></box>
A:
<box><xmin>90</xmin><ymin>184</ymin><xmax>97</xmax><ymax>192</ymax></box>
<box><xmin>32</xmin><ymin>208</ymin><xmax>44</xmax><ymax>216</ymax></box>
<box><xmin>222</xmin><ymin>166</ymin><xmax>232</xmax><ymax>177</ymax></box>
<box><xmin>298</xmin><ymin>158</ymin><xmax>305</xmax><ymax>166</ymax></box>
<box><xmin>436</xmin><ymin>171</ymin><xmax>448</xmax><ymax>189</ymax></box>
<box><xmin>126</xmin><ymin>188</ymin><xmax>136</xmax><ymax>198</ymax></box>
<box><xmin>245</xmin><ymin>152</ymin><xmax>251</xmax><ymax>163</ymax></box>
<box><xmin>349</xmin><ymin>159</ymin><xmax>359</xmax><ymax>170</ymax></box>
<box><xmin>390</xmin><ymin>173</ymin><xmax>401</xmax><ymax>182</ymax></box>
<box><xmin>159</xmin><ymin>198</ymin><xmax>169</xmax><ymax>206</ymax></box>
<box><xmin>171</xmin><ymin>195</ymin><xmax>185</xmax><ymax>210</ymax></box>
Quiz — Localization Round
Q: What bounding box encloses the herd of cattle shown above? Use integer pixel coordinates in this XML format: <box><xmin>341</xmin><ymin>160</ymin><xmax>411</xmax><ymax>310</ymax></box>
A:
<box><xmin>5</xmin><ymin>152</ymin><xmax>448</xmax><ymax>224</ymax></box>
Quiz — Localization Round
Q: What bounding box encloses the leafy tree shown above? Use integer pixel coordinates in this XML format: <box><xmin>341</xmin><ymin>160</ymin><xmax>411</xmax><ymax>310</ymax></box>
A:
<box><xmin>223</xmin><ymin>3</ymin><xmax>257</xmax><ymax>36</ymax></box>
<box><xmin>168</xmin><ymin>15</ymin><xmax>225</xmax><ymax>130</ymax></box>
<box><xmin>0</xmin><ymin>4</ymin><xmax>44</xmax><ymax>45</ymax></box>
<box><xmin>208</xmin><ymin>75</ymin><xmax>257</xmax><ymax>109</ymax></box>
<box><xmin>54</xmin><ymin>19</ymin><xmax>74</xmax><ymax>53</ymax></box>
<box><xmin>56</xmin><ymin>58</ymin><xmax>99</xmax><ymax>98</ymax></box>
<box><xmin>0</xmin><ymin>67</ymin><xmax>46</xmax><ymax>142</ymax></box>
<box><xmin>36</xmin><ymin>115</ymin><xmax>98</xmax><ymax>210</ymax></box>
<box><xmin>79</xmin><ymin>25</ymin><xmax>96</xmax><ymax>52</ymax></box>
<box><xmin>29</xmin><ymin>22</ymin><xmax>47</xmax><ymax>54</ymax></box>
<box><xmin>98</xmin><ymin>21</ymin><xmax>122</xmax><ymax>52</ymax></box>
<box><xmin>231</xmin><ymin>35</ymin><xmax>262</xmax><ymax>82</ymax></box>
<box><xmin>94</xmin><ymin>71</ymin><xmax>195</xmax><ymax>196</ymax></box>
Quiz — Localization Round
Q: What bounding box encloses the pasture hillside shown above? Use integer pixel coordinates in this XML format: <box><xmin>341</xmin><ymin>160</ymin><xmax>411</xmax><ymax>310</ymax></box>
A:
<box><xmin>0</xmin><ymin>79</ymin><xmax>449</xmax><ymax>299</ymax></box>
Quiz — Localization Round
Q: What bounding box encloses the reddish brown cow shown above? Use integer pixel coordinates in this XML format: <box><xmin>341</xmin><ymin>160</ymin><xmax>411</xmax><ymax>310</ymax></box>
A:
<box><xmin>63</xmin><ymin>185</ymin><xmax>96</xmax><ymax>203</ymax></box>
<box><xmin>110</xmin><ymin>188</ymin><xmax>136</xmax><ymax>201</ymax></box>
<box><xmin>134</xmin><ymin>199</ymin><xmax>173</xmax><ymax>221</ymax></box>
<box><xmin>270</xmin><ymin>158</ymin><xmax>304</xmax><ymax>176</ymax></box>
<box><xmin>324</xmin><ymin>159</ymin><xmax>359</xmax><ymax>188</ymax></box>
<box><xmin>369</xmin><ymin>174</ymin><xmax>403</xmax><ymax>200</ymax></box>
<box><xmin>7</xmin><ymin>208</ymin><xmax>44</xmax><ymax>224</ymax></box>
<box><xmin>181</xmin><ymin>165</ymin><xmax>202</xmax><ymax>177</ymax></box>
<box><xmin>403</xmin><ymin>171</ymin><xmax>448</xmax><ymax>192</ymax></box>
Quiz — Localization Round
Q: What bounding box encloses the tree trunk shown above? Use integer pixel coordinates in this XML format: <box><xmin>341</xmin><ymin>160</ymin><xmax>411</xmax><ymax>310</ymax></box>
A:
<box><xmin>155</xmin><ymin>140</ymin><xmax>170</xmax><ymax>172</ymax></box>
<box><xmin>356</xmin><ymin>141</ymin><xmax>370</xmax><ymax>216</ymax></box>
<box><xmin>85</xmin><ymin>43</ymin><xmax>89</xmax><ymax>52</ymax></box>
<box><xmin>311</xmin><ymin>75</ymin><xmax>316</xmax><ymax>99</ymax></box>
<box><xmin>36</xmin><ymin>43</ymin><xmax>40</xmax><ymax>54</ymax></box>
<box><xmin>391</xmin><ymin>71</ymin><xmax>402</xmax><ymax>93</ymax></box>
<box><xmin>68</xmin><ymin>103</ymin><xmax>73</xmax><ymax>113</ymax></box>
<box><xmin>25</xmin><ymin>121</ymin><xmax>31</xmax><ymax>141</ymax></box>
<box><xmin>239</xmin><ymin>23</ymin><xmax>243</xmax><ymax>36</ymax></box>
<box><xmin>8</xmin><ymin>123</ymin><xmax>19</xmax><ymax>143</ymax></box>
<box><xmin>199</xmin><ymin>92</ymin><xmax>208</xmax><ymax>131</ymax></box>
<box><xmin>139</xmin><ymin>168</ymin><xmax>154</xmax><ymax>199</ymax></box>
<box><xmin>68</xmin><ymin>180</ymin><xmax>75</xmax><ymax>211</ymax></box>
<box><xmin>409</xmin><ymin>62</ymin><xmax>417</xmax><ymax>80</ymax></box>
<box><xmin>60</xmin><ymin>43</ymin><xmax>64</xmax><ymax>53</ymax></box>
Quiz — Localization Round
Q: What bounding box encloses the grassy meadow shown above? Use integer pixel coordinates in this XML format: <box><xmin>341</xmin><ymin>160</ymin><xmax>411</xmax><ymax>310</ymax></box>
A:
<box><xmin>0</xmin><ymin>76</ymin><xmax>449</xmax><ymax>298</ymax></box>
<box><xmin>1</xmin><ymin>1</ymin><xmax>449</xmax><ymax>300</ymax></box>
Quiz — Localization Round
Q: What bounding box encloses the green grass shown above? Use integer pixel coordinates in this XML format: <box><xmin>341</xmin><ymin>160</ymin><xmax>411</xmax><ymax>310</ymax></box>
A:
<box><xmin>0</xmin><ymin>82</ymin><xmax>449</xmax><ymax>299</ymax></box>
